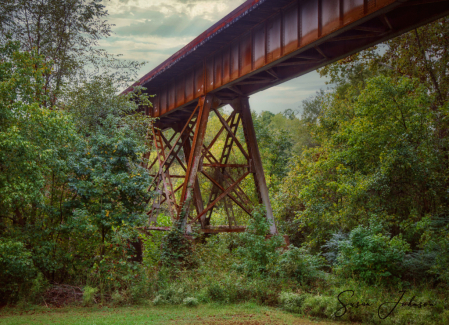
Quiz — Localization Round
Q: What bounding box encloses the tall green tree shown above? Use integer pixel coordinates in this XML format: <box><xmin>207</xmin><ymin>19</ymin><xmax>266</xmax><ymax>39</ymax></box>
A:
<box><xmin>0</xmin><ymin>0</ymin><xmax>144</xmax><ymax>104</ymax></box>
<box><xmin>0</xmin><ymin>40</ymin><xmax>153</xmax><ymax>292</ymax></box>
<box><xmin>279</xmin><ymin>18</ymin><xmax>449</xmax><ymax>271</ymax></box>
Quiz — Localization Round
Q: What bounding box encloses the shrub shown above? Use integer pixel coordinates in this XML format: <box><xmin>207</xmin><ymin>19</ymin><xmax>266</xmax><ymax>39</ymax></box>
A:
<box><xmin>153</xmin><ymin>284</ymin><xmax>188</xmax><ymax>305</ymax></box>
<box><xmin>322</xmin><ymin>231</ymin><xmax>348</xmax><ymax>265</ymax></box>
<box><xmin>0</xmin><ymin>239</ymin><xmax>37</xmax><ymax>303</ymax></box>
<box><xmin>442</xmin><ymin>310</ymin><xmax>449</xmax><ymax>325</ymax></box>
<box><xmin>160</xmin><ymin>225</ymin><xmax>194</xmax><ymax>269</ymax></box>
<box><xmin>82</xmin><ymin>286</ymin><xmax>98</xmax><ymax>306</ymax></box>
<box><xmin>335</xmin><ymin>221</ymin><xmax>410</xmax><ymax>284</ymax></box>
<box><xmin>402</xmin><ymin>250</ymin><xmax>437</xmax><ymax>281</ymax></box>
<box><xmin>275</xmin><ymin>246</ymin><xmax>326</xmax><ymax>283</ymax></box>
<box><xmin>183</xmin><ymin>297</ymin><xmax>199</xmax><ymax>307</ymax></box>
<box><xmin>301</xmin><ymin>295</ymin><xmax>339</xmax><ymax>319</ymax></box>
<box><xmin>152</xmin><ymin>295</ymin><xmax>165</xmax><ymax>306</ymax></box>
<box><xmin>29</xmin><ymin>272</ymin><xmax>50</xmax><ymax>304</ymax></box>
<box><xmin>206</xmin><ymin>283</ymin><xmax>227</xmax><ymax>302</ymax></box>
<box><xmin>233</xmin><ymin>207</ymin><xmax>284</xmax><ymax>275</ymax></box>
<box><xmin>417</xmin><ymin>216</ymin><xmax>449</xmax><ymax>284</ymax></box>
<box><xmin>111</xmin><ymin>290</ymin><xmax>126</xmax><ymax>305</ymax></box>
<box><xmin>279</xmin><ymin>292</ymin><xmax>306</xmax><ymax>313</ymax></box>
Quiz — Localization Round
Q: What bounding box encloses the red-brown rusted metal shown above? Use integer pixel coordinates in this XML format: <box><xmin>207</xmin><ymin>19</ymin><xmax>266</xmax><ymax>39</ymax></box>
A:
<box><xmin>130</xmin><ymin>0</ymin><xmax>449</xmax><ymax>234</ymax></box>
<box><xmin>124</xmin><ymin>0</ymin><xmax>449</xmax><ymax>122</ymax></box>
<box><xmin>178</xmin><ymin>95</ymin><xmax>213</xmax><ymax>230</ymax></box>
<box><xmin>235</xmin><ymin>97</ymin><xmax>277</xmax><ymax>234</ymax></box>
<box><xmin>147</xmin><ymin>95</ymin><xmax>274</xmax><ymax>234</ymax></box>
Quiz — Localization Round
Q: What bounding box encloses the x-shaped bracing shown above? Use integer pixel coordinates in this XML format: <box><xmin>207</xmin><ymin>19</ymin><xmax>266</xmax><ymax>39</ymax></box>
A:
<box><xmin>146</xmin><ymin>95</ymin><xmax>277</xmax><ymax>235</ymax></box>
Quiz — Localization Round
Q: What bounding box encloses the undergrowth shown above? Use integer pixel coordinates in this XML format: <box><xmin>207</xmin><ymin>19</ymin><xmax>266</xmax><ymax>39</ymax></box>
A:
<box><xmin>3</xmin><ymin>211</ymin><xmax>448</xmax><ymax>325</ymax></box>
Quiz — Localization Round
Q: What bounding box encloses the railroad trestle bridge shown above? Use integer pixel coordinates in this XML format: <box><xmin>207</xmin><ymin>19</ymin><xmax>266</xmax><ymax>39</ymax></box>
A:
<box><xmin>123</xmin><ymin>0</ymin><xmax>449</xmax><ymax>235</ymax></box>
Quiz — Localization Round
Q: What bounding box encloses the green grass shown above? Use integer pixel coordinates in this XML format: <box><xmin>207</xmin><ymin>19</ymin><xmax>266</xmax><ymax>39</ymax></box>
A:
<box><xmin>0</xmin><ymin>303</ymin><xmax>350</xmax><ymax>325</ymax></box>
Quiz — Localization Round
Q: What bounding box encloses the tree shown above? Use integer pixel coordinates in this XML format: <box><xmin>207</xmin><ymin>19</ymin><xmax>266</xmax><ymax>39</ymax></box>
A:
<box><xmin>0</xmin><ymin>0</ymin><xmax>144</xmax><ymax>104</ymax></box>
<box><xmin>1</xmin><ymin>40</ymin><xmax>153</xmax><ymax>290</ymax></box>
<box><xmin>67</xmin><ymin>76</ymin><xmax>153</xmax><ymax>256</ymax></box>
<box><xmin>0</xmin><ymin>40</ymin><xmax>82</xmax><ymax>285</ymax></box>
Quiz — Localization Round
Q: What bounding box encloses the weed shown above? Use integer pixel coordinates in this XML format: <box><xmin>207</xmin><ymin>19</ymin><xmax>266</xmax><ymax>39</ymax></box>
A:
<box><xmin>82</xmin><ymin>286</ymin><xmax>98</xmax><ymax>306</ymax></box>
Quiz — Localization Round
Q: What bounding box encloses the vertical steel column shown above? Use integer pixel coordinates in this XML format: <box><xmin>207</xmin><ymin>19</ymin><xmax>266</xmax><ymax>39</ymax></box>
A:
<box><xmin>232</xmin><ymin>96</ymin><xmax>278</xmax><ymax>235</ymax></box>
<box><xmin>178</xmin><ymin>95</ymin><xmax>212</xmax><ymax>230</ymax></box>
<box><xmin>152</xmin><ymin>126</ymin><xmax>177</xmax><ymax>218</ymax></box>
<box><xmin>181</xmin><ymin>132</ymin><xmax>205</xmax><ymax>227</ymax></box>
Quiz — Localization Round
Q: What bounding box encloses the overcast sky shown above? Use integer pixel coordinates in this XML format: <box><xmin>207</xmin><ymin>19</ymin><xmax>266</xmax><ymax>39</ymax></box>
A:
<box><xmin>102</xmin><ymin>0</ymin><xmax>329</xmax><ymax>114</ymax></box>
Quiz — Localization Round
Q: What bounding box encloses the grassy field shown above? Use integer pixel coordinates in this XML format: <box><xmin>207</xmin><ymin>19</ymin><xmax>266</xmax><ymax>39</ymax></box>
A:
<box><xmin>0</xmin><ymin>303</ymin><xmax>350</xmax><ymax>325</ymax></box>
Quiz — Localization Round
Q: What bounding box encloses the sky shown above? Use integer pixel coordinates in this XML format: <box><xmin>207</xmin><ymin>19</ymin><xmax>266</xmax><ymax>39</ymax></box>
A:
<box><xmin>101</xmin><ymin>0</ymin><xmax>329</xmax><ymax>114</ymax></box>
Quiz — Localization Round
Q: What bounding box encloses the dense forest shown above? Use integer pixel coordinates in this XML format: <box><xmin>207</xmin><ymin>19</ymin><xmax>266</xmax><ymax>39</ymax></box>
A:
<box><xmin>1</xmin><ymin>1</ymin><xmax>449</xmax><ymax>324</ymax></box>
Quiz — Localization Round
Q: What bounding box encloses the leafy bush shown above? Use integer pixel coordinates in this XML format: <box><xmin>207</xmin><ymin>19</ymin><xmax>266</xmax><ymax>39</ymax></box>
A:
<box><xmin>153</xmin><ymin>284</ymin><xmax>188</xmax><ymax>305</ymax></box>
<box><xmin>442</xmin><ymin>310</ymin><xmax>449</xmax><ymax>325</ymax></box>
<box><xmin>0</xmin><ymin>239</ymin><xmax>37</xmax><ymax>303</ymax></box>
<box><xmin>111</xmin><ymin>290</ymin><xmax>126</xmax><ymax>306</ymax></box>
<box><xmin>142</xmin><ymin>214</ymin><xmax>172</xmax><ymax>268</ymax></box>
<box><xmin>275</xmin><ymin>246</ymin><xmax>326</xmax><ymax>284</ymax></box>
<box><xmin>233</xmin><ymin>207</ymin><xmax>284</xmax><ymax>275</ymax></box>
<box><xmin>402</xmin><ymin>250</ymin><xmax>437</xmax><ymax>281</ymax></box>
<box><xmin>82</xmin><ymin>286</ymin><xmax>98</xmax><ymax>306</ymax></box>
<box><xmin>335</xmin><ymin>221</ymin><xmax>410</xmax><ymax>284</ymax></box>
<box><xmin>301</xmin><ymin>295</ymin><xmax>339</xmax><ymax>319</ymax></box>
<box><xmin>415</xmin><ymin>216</ymin><xmax>449</xmax><ymax>284</ymax></box>
<box><xmin>183</xmin><ymin>297</ymin><xmax>199</xmax><ymax>307</ymax></box>
<box><xmin>152</xmin><ymin>295</ymin><xmax>165</xmax><ymax>306</ymax></box>
<box><xmin>206</xmin><ymin>283</ymin><xmax>227</xmax><ymax>302</ymax></box>
<box><xmin>199</xmin><ymin>274</ymin><xmax>282</xmax><ymax>305</ymax></box>
<box><xmin>160</xmin><ymin>224</ymin><xmax>194</xmax><ymax>269</ymax></box>
<box><xmin>279</xmin><ymin>292</ymin><xmax>306</xmax><ymax>313</ymax></box>
<box><xmin>322</xmin><ymin>231</ymin><xmax>348</xmax><ymax>265</ymax></box>
<box><xmin>232</xmin><ymin>207</ymin><xmax>325</xmax><ymax>283</ymax></box>
<box><xmin>29</xmin><ymin>272</ymin><xmax>50</xmax><ymax>304</ymax></box>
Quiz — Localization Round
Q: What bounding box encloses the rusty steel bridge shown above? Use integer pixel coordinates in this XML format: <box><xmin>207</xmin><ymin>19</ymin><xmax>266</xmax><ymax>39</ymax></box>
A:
<box><xmin>123</xmin><ymin>0</ymin><xmax>449</xmax><ymax>235</ymax></box>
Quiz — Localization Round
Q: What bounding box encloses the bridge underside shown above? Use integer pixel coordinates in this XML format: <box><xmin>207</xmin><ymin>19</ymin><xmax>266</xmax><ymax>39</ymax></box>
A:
<box><xmin>132</xmin><ymin>0</ymin><xmax>449</xmax><ymax>234</ymax></box>
<box><xmin>145</xmin><ymin>95</ymin><xmax>277</xmax><ymax>234</ymax></box>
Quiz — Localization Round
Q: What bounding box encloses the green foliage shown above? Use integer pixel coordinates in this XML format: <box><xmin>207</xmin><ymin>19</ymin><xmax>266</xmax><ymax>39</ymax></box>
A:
<box><xmin>279</xmin><ymin>292</ymin><xmax>306</xmax><ymax>313</ymax></box>
<box><xmin>0</xmin><ymin>239</ymin><xmax>37</xmax><ymax>303</ymax></box>
<box><xmin>68</xmin><ymin>122</ymin><xmax>151</xmax><ymax>251</ymax></box>
<box><xmin>275</xmin><ymin>246</ymin><xmax>326</xmax><ymax>284</ymax></box>
<box><xmin>152</xmin><ymin>295</ymin><xmax>165</xmax><ymax>306</ymax></box>
<box><xmin>413</xmin><ymin>216</ymin><xmax>449</xmax><ymax>282</ymax></box>
<box><xmin>159</xmin><ymin>224</ymin><xmax>194</xmax><ymax>269</ymax></box>
<box><xmin>0</xmin><ymin>39</ymin><xmax>153</xmax><ymax>298</ymax></box>
<box><xmin>0</xmin><ymin>40</ymin><xmax>79</xmax><ymax>217</ymax></box>
<box><xmin>382</xmin><ymin>18</ymin><xmax>449</xmax><ymax>107</ymax></box>
<box><xmin>300</xmin><ymin>295</ymin><xmax>339</xmax><ymax>319</ymax></box>
<box><xmin>252</xmin><ymin>109</ymin><xmax>314</xmax><ymax>192</ymax></box>
<box><xmin>64</xmin><ymin>76</ymin><xmax>152</xmax><ymax>137</ymax></box>
<box><xmin>183</xmin><ymin>297</ymin><xmax>199</xmax><ymax>307</ymax></box>
<box><xmin>142</xmin><ymin>214</ymin><xmax>172</xmax><ymax>268</ymax></box>
<box><xmin>233</xmin><ymin>207</ymin><xmax>284</xmax><ymax>275</ymax></box>
<box><xmin>29</xmin><ymin>273</ymin><xmax>50</xmax><ymax>304</ymax></box>
<box><xmin>232</xmin><ymin>208</ymin><xmax>325</xmax><ymax>284</ymax></box>
<box><xmin>335</xmin><ymin>221</ymin><xmax>410</xmax><ymax>284</ymax></box>
<box><xmin>82</xmin><ymin>286</ymin><xmax>98</xmax><ymax>306</ymax></box>
<box><xmin>111</xmin><ymin>290</ymin><xmax>126</xmax><ymax>306</ymax></box>
<box><xmin>283</xmin><ymin>74</ymin><xmax>447</xmax><ymax>251</ymax></box>
<box><xmin>0</xmin><ymin>0</ymin><xmax>144</xmax><ymax>102</ymax></box>
<box><xmin>206</xmin><ymin>283</ymin><xmax>227</xmax><ymax>303</ymax></box>
<box><xmin>152</xmin><ymin>284</ymin><xmax>189</xmax><ymax>305</ymax></box>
